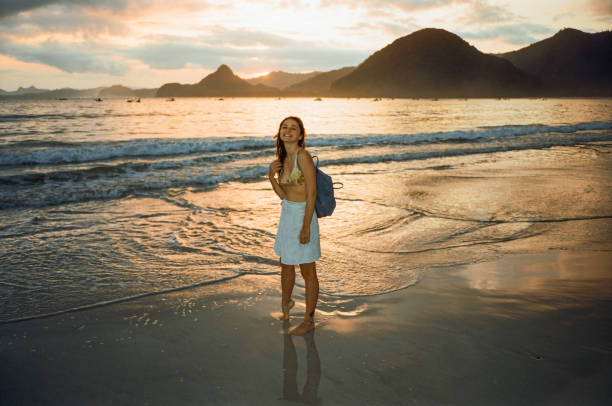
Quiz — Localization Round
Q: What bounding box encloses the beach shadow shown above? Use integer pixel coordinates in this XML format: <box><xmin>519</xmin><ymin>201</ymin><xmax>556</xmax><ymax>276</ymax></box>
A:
<box><xmin>281</xmin><ymin>321</ymin><xmax>322</xmax><ymax>405</ymax></box>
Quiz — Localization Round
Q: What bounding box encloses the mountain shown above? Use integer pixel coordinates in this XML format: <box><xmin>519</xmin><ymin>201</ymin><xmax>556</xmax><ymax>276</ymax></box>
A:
<box><xmin>0</xmin><ymin>87</ymin><xmax>103</xmax><ymax>99</ymax></box>
<box><xmin>15</xmin><ymin>86</ymin><xmax>49</xmax><ymax>95</ymax></box>
<box><xmin>156</xmin><ymin>65</ymin><xmax>279</xmax><ymax>97</ymax></box>
<box><xmin>0</xmin><ymin>85</ymin><xmax>158</xmax><ymax>99</ymax></box>
<box><xmin>133</xmin><ymin>88</ymin><xmax>157</xmax><ymax>97</ymax></box>
<box><xmin>99</xmin><ymin>85</ymin><xmax>136</xmax><ymax>98</ymax></box>
<box><xmin>498</xmin><ymin>28</ymin><xmax>612</xmax><ymax>96</ymax></box>
<box><xmin>5</xmin><ymin>28</ymin><xmax>611</xmax><ymax>98</ymax></box>
<box><xmin>283</xmin><ymin>66</ymin><xmax>356</xmax><ymax>95</ymax></box>
<box><xmin>0</xmin><ymin>86</ymin><xmax>50</xmax><ymax>96</ymax></box>
<box><xmin>330</xmin><ymin>28</ymin><xmax>540</xmax><ymax>98</ymax></box>
<box><xmin>246</xmin><ymin>71</ymin><xmax>321</xmax><ymax>89</ymax></box>
<box><xmin>97</xmin><ymin>85</ymin><xmax>157</xmax><ymax>98</ymax></box>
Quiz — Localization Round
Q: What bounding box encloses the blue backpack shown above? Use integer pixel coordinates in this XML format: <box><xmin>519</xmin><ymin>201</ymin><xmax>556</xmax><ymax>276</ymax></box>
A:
<box><xmin>298</xmin><ymin>153</ymin><xmax>341</xmax><ymax>218</ymax></box>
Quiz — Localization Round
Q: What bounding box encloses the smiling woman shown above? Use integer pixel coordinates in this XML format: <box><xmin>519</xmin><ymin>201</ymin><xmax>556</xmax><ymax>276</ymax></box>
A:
<box><xmin>269</xmin><ymin>116</ymin><xmax>321</xmax><ymax>335</ymax></box>
<box><xmin>0</xmin><ymin>96</ymin><xmax>611</xmax><ymax>324</ymax></box>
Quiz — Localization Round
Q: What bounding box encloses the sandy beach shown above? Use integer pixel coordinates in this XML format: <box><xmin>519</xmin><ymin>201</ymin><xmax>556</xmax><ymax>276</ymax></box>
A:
<box><xmin>2</xmin><ymin>141</ymin><xmax>611</xmax><ymax>405</ymax></box>
<box><xmin>1</xmin><ymin>250</ymin><xmax>611</xmax><ymax>405</ymax></box>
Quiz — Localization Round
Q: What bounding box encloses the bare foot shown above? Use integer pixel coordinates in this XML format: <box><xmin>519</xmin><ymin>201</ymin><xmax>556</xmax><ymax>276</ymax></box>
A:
<box><xmin>289</xmin><ymin>319</ymin><xmax>315</xmax><ymax>335</ymax></box>
<box><xmin>278</xmin><ymin>299</ymin><xmax>295</xmax><ymax>321</ymax></box>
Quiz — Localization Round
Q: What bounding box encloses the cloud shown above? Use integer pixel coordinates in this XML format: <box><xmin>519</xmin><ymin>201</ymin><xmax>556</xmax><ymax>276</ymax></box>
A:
<box><xmin>0</xmin><ymin>0</ymin><xmax>207</xmax><ymax>19</ymax></box>
<box><xmin>1</xmin><ymin>0</ymin><xmax>606</xmax><ymax>88</ymax></box>
<box><xmin>0</xmin><ymin>7</ymin><xmax>369</xmax><ymax>75</ymax></box>
<box><xmin>455</xmin><ymin>1</ymin><xmax>556</xmax><ymax>48</ymax></box>
<box><xmin>0</xmin><ymin>0</ymin><xmax>131</xmax><ymax>18</ymax></box>
<box><xmin>0</xmin><ymin>0</ymin><xmax>212</xmax><ymax>40</ymax></box>
<box><xmin>462</xmin><ymin>0</ymin><xmax>516</xmax><ymax>25</ymax></box>
<box><xmin>386</xmin><ymin>0</ymin><xmax>459</xmax><ymax>11</ymax></box>
<box><xmin>319</xmin><ymin>0</ymin><xmax>457</xmax><ymax>11</ymax></box>
<box><xmin>126</xmin><ymin>41</ymin><xmax>227</xmax><ymax>70</ymax></box>
<box><xmin>587</xmin><ymin>0</ymin><xmax>612</xmax><ymax>15</ymax></box>
<box><xmin>0</xmin><ymin>0</ymin><xmax>58</xmax><ymax>18</ymax></box>
<box><xmin>200</xmin><ymin>27</ymin><xmax>294</xmax><ymax>48</ymax></box>
<box><xmin>338</xmin><ymin>19</ymin><xmax>421</xmax><ymax>41</ymax></box>
<box><xmin>266</xmin><ymin>46</ymin><xmax>369</xmax><ymax>70</ymax></box>
<box><xmin>126</xmin><ymin>31</ymin><xmax>369</xmax><ymax>72</ymax></box>
<box><xmin>0</xmin><ymin>25</ymin><xmax>368</xmax><ymax>76</ymax></box>
<box><xmin>459</xmin><ymin>23</ymin><xmax>555</xmax><ymax>47</ymax></box>
<box><xmin>0</xmin><ymin>38</ymin><xmax>129</xmax><ymax>74</ymax></box>
<box><xmin>0</xmin><ymin>6</ymin><xmax>130</xmax><ymax>37</ymax></box>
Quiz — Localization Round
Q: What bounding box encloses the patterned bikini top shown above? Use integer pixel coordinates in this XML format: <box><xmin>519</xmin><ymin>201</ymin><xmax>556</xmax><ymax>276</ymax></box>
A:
<box><xmin>279</xmin><ymin>151</ymin><xmax>304</xmax><ymax>186</ymax></box>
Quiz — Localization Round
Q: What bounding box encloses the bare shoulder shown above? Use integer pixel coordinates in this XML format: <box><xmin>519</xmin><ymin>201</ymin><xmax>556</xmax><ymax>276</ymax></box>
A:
<box><xmin>298</xmin><ymin>148</ymin><xmax>315</xmax><ymax>167</ymax></box>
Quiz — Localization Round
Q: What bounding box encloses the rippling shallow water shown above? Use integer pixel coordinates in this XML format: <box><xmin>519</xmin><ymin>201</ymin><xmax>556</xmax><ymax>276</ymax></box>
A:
<box><xmin>1</xmin><ymin>97</ymin><xmax>611</xmax><ymax>322</ymax></box>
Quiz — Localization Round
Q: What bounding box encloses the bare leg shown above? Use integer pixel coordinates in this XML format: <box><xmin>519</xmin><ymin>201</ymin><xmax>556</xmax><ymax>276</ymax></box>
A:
<box><xmin>290</xmin><ymin>262</ymin><xmax>318</xmax><ymax>335</ymax></box>
<box><xmin>280</xmin><ymin>262</ymin><xmax>296</xmax><ymax>320</ymax></box>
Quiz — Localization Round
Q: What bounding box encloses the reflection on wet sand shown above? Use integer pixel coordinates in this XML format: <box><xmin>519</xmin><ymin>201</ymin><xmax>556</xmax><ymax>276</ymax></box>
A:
<box><xmin>449</xmin><ymin>251</ymin><xmax>612</xmax><ymax>319</ymax></box>
<box><xmin>282</xmin><ymin>320</ymin><xmax>321</xmax><ymax>405</ymax></box>
<box><xmin>458</xmin><ymin>251</ymin><xmax>612</xmax><ymax>296</ymax></box>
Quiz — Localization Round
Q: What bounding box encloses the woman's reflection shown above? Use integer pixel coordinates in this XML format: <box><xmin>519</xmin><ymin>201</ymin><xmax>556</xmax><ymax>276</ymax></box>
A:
<box><xmin>282</xmin><ymin>320</ymin><xmax>322</xmax><ymax>404</ymax></box>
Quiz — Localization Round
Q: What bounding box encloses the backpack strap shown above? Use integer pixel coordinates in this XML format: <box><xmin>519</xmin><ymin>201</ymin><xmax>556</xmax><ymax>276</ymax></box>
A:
<box><xmin>296</xmin><ymin>152</ymin><xmax>321</xmax><ymax>172</ymax></box>
<box><xmin>311</xmin><ymin>155</ymin><xmax>319</xmax><ymax>168</ymax></box>
<box><xmin>296</xmin><ymin>150</ymin><xmax>318</xmax><ymax>171</ymax></box>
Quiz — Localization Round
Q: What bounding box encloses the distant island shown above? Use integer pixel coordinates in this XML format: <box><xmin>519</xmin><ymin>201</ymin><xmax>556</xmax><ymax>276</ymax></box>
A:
<box><xmin>156</xmin><ymin>64</ymin><xmax>279</xmax><ymax>97</ymax></box>
<box><xmin>2</xmin><ymin>27</ymin><xmax>610</xmax><ymax>99</ymax></box>
<box><xmin>245</xmin><ymin>71</ymin><xmax>321</xmax><ymax>90</ymax></box>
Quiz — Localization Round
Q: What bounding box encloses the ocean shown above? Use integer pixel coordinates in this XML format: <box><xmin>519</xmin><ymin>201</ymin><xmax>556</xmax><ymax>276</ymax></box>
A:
<box><xmin>1</xmin><ymin>97</ymin><xmax>611</xmax><ymax>322</ymax></box>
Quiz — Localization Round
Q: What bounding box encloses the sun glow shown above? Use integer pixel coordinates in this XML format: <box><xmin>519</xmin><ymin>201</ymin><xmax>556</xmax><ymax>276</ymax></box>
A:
<box><xmin>240</xmin><ymin>71</ymin><xmax>269</xmax><ymax>78</ymax></box>
<box><xmin>0</xmin><ymin>0</ymin><xmax>609</xmax><ymax>90</ymax></box>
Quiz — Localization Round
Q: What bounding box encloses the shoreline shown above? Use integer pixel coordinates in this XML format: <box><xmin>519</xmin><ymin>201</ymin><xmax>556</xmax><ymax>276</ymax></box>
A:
<box><xmin>3</xmin><ymin>96</ymin><xmax>612</xmax><ymax>101</ymax></box>
<box><xmin>2</xmin><ymin>139</ymin><xmax>611</xmax><ymax>404</ymax></box>
<box><xmin>2</xmin><ymin>250</ymin><xmax>611</xmax><ymax>405</ymax></box>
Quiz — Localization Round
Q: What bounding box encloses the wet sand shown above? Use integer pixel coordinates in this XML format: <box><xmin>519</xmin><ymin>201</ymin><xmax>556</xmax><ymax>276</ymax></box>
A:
<box><xmin>2</xmin><ymin>143</ymin><xmax>612</xmax><ymax>405</ymax></box>
<box><xmin>1</xmin><ymin>250</ymin><xmax>611</xmax><ymax>405</ymax></box>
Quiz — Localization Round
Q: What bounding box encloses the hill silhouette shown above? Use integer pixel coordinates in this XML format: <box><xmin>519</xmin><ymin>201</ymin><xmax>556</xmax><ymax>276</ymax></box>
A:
<box><xmin>96</xmin><ymin>85</ymin><xmax>157</xmax><ymax>98</ymax></box>
<box><xmin>283</xmin><ymin>66</ymin><xmax>356</xmax><ymax>95</ymax></box>
<box><xmin>157</xmin><ymin>65</ymin><xmax>279</xmax><ymax>97</ymax></box>
<box><xmin>0</xmin><ymin>85</ymin><xmax>156</xmax><ymax>99</ymax></box>
<box><xmin>0</xmin><ymin>86</ymin><xmax>50</xmax><ymax>96</ymax></box>
<box><xmin>246</xmin><ymin>71</ymin><xmax>320</xmax><ymax>89</ymax></box>
<box><xmin>4</xmin><ymin>28</ymin><xmax>611</xmax><ymax>99</ymax></box>
<box><xmin>0</xmin><ymin>87</ymin><xmax>102</xmax><ymax>99</ymax></box>
<box><xmin>498</xmin><ymin>28</ymin><xmax>612</xmax><ymax>96</ymax></box>
<box><xmin>330</xmin><ymin>28</ymin><xmax>540</xmax><ymax>97</ymax></box>
<box><xmin>99</xmin><ymin>85</ymin><xmax>136</xmax><ymax>98</ymax></box>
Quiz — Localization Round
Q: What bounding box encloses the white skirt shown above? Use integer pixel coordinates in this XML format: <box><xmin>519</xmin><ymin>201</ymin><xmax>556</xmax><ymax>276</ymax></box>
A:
<box><xmin>274</xmin><ymin>199</ymin><xmax>321</xmax><ymax>265</ymax></box>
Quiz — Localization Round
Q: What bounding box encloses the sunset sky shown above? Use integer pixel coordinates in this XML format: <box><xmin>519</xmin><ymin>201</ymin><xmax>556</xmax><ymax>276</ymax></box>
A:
<box><xmin>0</xmin><ymin>0</ymin><xmax>610</xmax><ymax>91</ymax></box>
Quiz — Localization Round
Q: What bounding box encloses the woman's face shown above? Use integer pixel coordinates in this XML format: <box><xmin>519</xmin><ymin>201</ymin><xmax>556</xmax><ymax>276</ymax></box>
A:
<box><xmin>279</xmin><ymin>119</ymin><xmax>302</xmax><ymax>145</ymax></box>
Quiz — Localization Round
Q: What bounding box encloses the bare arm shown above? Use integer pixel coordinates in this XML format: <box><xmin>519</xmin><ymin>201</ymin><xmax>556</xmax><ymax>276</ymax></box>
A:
<box><xmin>268</xmin><ymin>159</ymin><xmax>287</xmax><ymax>200</ymax></box>
<box><xmin>299</xmin><ymin>150</ymin><xmax>317</xmax><ymax>244</ymax></box>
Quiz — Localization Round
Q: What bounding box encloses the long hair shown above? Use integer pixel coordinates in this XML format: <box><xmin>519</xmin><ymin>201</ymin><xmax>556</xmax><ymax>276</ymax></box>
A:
<box><xmin>274</xmin><ymin>116</ymin><xmax>306</xmax><ymax>166</ymax></box>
